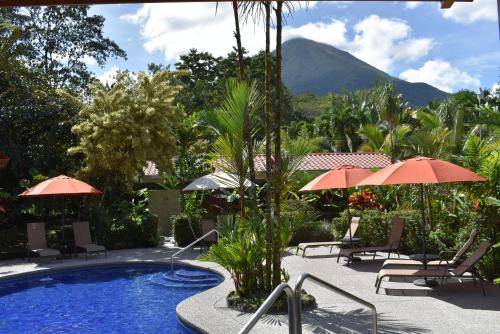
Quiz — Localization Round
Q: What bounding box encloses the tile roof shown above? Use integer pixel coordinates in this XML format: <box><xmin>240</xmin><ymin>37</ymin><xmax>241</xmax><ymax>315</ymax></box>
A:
<box><xmin>143</xmin><ymin>153</ymin><xmax>391</xmax><ymax>178</ymax></box>
<box><xmin>253</xmin><ymin>152</ymin><xmax>391</xmax><ymax>172</ymax></box>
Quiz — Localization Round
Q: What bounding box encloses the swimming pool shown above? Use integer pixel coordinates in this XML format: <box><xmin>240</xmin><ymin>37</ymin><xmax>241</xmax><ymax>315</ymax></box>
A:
<box><xmin>0</xmin><ymin>263</ymin><xmax>223</xmax><ymax>333</ymax></box>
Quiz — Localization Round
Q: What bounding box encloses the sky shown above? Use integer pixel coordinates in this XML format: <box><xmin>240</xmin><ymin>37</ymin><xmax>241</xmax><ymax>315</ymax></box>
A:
<box><xmin>87</xmin><ymin>0</ymin><xmax>500</xmax><ymax>94</ymax></box>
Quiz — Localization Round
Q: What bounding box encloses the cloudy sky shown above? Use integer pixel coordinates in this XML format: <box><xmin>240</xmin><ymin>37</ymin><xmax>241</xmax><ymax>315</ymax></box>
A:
<box><xmin>88</xmin><ymin>0</ymin><xmax>499</xmax><ymax>93</ymax></box>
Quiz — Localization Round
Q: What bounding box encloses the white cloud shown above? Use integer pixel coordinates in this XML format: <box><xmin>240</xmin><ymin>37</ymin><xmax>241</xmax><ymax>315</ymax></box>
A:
<box><xmin>399</xmin><ymin>60</ymin><xmax>480</xmax><ymax>92</ymax></box>
<box><xmin>283</xmin><ymin>15</ymin><xmax>432</xmax><ymax>72</ymax></box>
<box><xmin>442</xmin><ymin>0</ymin><xmax>497</xmax><ymax>24</ymax></box>
<box><xmin>121</xmin><ymin>3</ymin><xmax>275</xmax><ymax>62</ymax></box>
<box><xmin>349</xmin><ymin>15</ymin><xmax>433</xmax><ymax>71</ymax></box>
<box><xmin>122</xmin><ymin>4</ymin><xmax>432</xmax><ymax>73</ymax></box>
<box><xmin>405</xmin><ymin>2</ymin><xmax>423</xmax><ymax>9</ymax></box>
<box><xmin>82</xmin><ymin>55</ymin><xmax>97</xmax><ymax>66</ymax></box>
<box><xmin>492</xmin><ymin>82</ymin><xmax>500</xmax><ymax>95</ymax></box>
<box><xmin>97</xmin><ymin>65</ymin><xmax>120</xmax><ymax>85</ymax></box>
<box><xmin>283</xmin><ymin>19</ymin><xmax>348</xmax><ymax>46</ymax></box>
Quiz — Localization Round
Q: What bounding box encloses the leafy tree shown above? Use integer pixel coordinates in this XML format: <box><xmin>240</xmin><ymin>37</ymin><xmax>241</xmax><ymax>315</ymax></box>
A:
<box><xmin>0</xmin><ymin>22</ymin><xmax>81</xmax><ymax>188</ymax></box>
<box><xmin>69</xmin><ymin>71</ymin><xmax>182</xmax><ymax>198</ymax></box>
<box><xmin>1</xmin><ymin>6</ymin><xmax>126</xmax><ymax>93</ymax></box>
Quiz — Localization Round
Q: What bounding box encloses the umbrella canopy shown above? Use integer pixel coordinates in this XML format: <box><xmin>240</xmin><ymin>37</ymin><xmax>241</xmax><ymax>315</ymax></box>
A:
<box><xmin>355</xmin><ymin>156</ymin><xmax>486</xmax><ymax>277</ymax></box>
<box><xmin>300</xmin><ymin>165</ymin><xmax>374</xmax><ymax>191</ymax></box>
<box><xmin>357</xmin><ymin>156</ymin><xmax>486</xmax><ymax>186</ymax></box>
<box><xmin>182</xmin><ymin>172</ymin><xmax>252</xmax><ymax>192</ymax></box>
<box><xmin>19</xmin><ymin>175</ymin><xmax>102</xmax><ymax>197</ymax></box>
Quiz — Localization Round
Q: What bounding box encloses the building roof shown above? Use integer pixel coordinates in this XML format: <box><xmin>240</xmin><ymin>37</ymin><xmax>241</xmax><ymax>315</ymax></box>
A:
<box><xmin>142</xmin><ymin>152</ymin><xmax>391</xmax><ymax>182</ymax></box>
<box><xmin>253</xmin><ymin>152</ymin><xmax>391</xmax><ymax>172</ymax></box>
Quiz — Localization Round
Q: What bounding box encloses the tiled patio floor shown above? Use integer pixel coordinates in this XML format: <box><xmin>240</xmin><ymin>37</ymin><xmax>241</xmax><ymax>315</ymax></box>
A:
<box><xmin>1</xmin><ymin>243</ymin><xmax>499</xmax><ymax>333</ymax></box>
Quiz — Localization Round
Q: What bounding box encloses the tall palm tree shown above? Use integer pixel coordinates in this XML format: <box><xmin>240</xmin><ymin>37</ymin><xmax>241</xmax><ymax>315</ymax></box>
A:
<box><xmin>229</xmin><ymin>1</ymin><xmax>258</xmax><ymax>216</ymax></box>
<box><xmin>272</xmin><ymin>0</ymin><xmax>284</xmax><ymax>287</ymax></box>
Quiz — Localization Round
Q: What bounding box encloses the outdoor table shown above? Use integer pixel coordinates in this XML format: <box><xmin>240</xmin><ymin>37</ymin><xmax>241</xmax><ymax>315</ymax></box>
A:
<box><xmin>409</xmin><ymin>253</ymin><xmax>441</xmax><ymax>287</ymax></box>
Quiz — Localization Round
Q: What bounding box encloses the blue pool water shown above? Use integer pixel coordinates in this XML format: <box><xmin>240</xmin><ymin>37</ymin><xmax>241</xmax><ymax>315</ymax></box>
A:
<box><xmin>0</xmin><ymin>264</ymin><xmax>223</xmax><ymax>334</ymax></box>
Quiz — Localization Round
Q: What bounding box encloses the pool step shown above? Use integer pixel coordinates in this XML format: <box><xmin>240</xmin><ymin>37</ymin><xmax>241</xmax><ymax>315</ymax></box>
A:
<box><xmin>162</xmin><ymin>273</ymin><xmax>219</xmax><ymax>284</ymax></box>
<box><xmin>148</xmin><ymin>270</ymin><xmax>222</xmax><ymax>289</ymax></box>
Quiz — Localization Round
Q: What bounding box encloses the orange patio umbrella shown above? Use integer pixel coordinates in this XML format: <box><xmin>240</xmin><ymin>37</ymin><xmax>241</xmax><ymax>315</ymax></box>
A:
<box><xmin>19</xmin><ymin>175</ymin><xmax>102</xmax><ymax>240</ymax></box>
<box><xmin>357</xmin><ymin>156</ymin><xmax>486</xmax><ymax>271</ymax></box>
<box><xmin>300</xmin><ymin>165</ymin><xmax>374</xmax><ymax>240</ymax></box>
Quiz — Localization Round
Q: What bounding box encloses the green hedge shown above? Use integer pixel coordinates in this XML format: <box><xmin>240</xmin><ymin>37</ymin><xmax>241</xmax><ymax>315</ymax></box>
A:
<box><xmin>332</xmin><ymin>209</ymin><xmax>422</xmax><ymax>254</ymax></box>
<box><xmin>288</xmin><ymin>221</ymin><xmax>334</xmax><ymax>246</ymax></box>
<box><xmin>171</xmin><ymin>213</ymin><xmax>201</xmax><ymax>247</ymax></box>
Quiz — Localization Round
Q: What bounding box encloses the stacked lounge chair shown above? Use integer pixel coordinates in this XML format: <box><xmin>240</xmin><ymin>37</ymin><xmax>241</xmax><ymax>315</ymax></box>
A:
<box><xmin>381</xmin><ymin>230</ymin><xmax>477</xmax><ymax>269</ymax></box>
<box><xmin>338</xmin><ymin>217</ymin><xmax>405</xmax><ymax>265</ymax></box>
<box><xmin>375</xmin><ymin>240</ymin><xmax>491</xmax><ymax>295</ymax></box>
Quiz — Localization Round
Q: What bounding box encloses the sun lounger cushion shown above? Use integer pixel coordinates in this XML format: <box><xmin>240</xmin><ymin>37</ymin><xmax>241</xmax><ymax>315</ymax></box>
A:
<box><xmin>32</xmin><ymin>248</ymin><xmax>61</xmax><ymax>257</ymax></box>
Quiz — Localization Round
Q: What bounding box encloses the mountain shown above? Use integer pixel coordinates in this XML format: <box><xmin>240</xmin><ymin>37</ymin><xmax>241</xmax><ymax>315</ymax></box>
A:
<box><xmin>281</xmin><ymin>38</ymin><xmax>449</xmax><ymax>106</ymax></box>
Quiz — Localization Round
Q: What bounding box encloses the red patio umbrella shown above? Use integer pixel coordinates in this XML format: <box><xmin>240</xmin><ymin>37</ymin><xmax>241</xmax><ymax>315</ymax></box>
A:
<box><xmin>19</xmin><ymin>175</ymin><xmax>102</xmax><ymax>240</ymax></box>
<box><xmin>300</xmin><ymin>165</ymin><xmax>374</xmax><ymax>241</ymax></box>
<box><xmin>357</xmin><ymin>156</ymin><xmax>486</xmax><ymax>276</ymax></box>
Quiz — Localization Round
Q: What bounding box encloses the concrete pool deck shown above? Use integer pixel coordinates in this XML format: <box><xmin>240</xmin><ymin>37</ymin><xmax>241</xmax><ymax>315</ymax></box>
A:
<box><xmin>1</xmin><ymin>243</ymin><xmax>499</xmax><ymax>333</ymax></box>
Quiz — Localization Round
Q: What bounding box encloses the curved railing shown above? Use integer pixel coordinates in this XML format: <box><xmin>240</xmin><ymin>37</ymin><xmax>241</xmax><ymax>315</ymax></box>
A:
<box><xmin>170</xmin><ymin>229</ymin><xmax>219</xmax><ymax>271</ymax></box>
<box><xmin>294</xmin><ymin>273</ymin><xmax>377</xmax><ymax>334</ymax></box>
<box><xmin>238</xmin><ymin>272</ymin><xmax>377</xmax><ymax>333</ymax></box>
<box><xmin>238</xmin><ymin>282</ymin><xmax>296</xmax><ymax>334</ymax></box>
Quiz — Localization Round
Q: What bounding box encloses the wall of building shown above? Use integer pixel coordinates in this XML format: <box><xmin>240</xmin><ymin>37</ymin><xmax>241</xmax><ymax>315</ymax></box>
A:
<box><xmin>148</xmin><ymin>189</ymin><xmax>180</xmax><ymax>236</ymax></box>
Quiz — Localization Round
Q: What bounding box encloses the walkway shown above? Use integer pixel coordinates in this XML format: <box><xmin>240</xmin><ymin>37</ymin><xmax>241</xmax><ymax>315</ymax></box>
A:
<box><xmin>1</xmin><ymin>244</ymin><xmax>499</xmax><ymax>333</ymax></box>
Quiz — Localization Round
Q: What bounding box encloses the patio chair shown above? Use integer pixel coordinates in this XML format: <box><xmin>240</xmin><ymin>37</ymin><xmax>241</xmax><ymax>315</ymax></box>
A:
<box><xmin>296</xmin><ymin>217</ymin><xmax>361</xmax><ymax>257</ymax></box>
<box><xmin>72</xmin><ymin>221</ymin><xmax>107</xmax><ymax>260</ymax></box>
<box><xmin>381</xmin><ymin>230</ymin><xmax>477</xmax><ymax>269</ymax></box>
<box><xmin>26</xmin><ymin>222</ymin><xmax>61</xmax><ymax>262</ymax></box>
<box><xmin>375</xmin><ymin>240</ymin><xmax>491</xmax><ymax>295</ymax></box>
<box><xmin>199</xmin><ymin>218</ymin><xmax>218</xmax><ymax>252</ymax></box>
<box><xmin>338</xmin><ymin>217</ymin><xmax>405</xmax><ymax>266</ymax></box>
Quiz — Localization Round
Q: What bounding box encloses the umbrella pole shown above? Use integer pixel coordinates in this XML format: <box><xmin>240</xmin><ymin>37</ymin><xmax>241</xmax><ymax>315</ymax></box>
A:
<box><xmin>62</xmin><ymin>197</ymin><xmax>66</xmax><ymax>242</ymax></box>
<box><xmin>345</xmin><ymin>190</ymin><xmax>352</xmax><ymax>244</ymax></box>
<box><xmin>420</xmin><ymin>184</ymin><xmax>427</xmax><ymax>269</ymax></box>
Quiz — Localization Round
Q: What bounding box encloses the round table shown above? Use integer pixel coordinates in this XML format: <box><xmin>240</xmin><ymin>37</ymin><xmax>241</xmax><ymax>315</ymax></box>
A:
<box><xmin>409</xmin><ymin>253</ymin><xmax>441</xmax><ymax>287</ymax></box>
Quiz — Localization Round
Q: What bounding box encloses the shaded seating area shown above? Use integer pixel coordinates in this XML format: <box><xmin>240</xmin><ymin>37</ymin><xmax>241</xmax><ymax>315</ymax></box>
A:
<box><xmin>375</xmin><ymin>240</ymin><xmax>491</xmax><ymax>295</ymax></box>
<box><xmin>296</xmin><ymin>217</ymin><xmax>361</xmax><ymax>257</ymax></box>
<box><xmin>73</xmin><ymin>221</ymin><xmax>107</xmax><ymax>259</ymax></box>
<box><xmin>26</xmin><ymin>222</ymin><xmax>61</xmax><ymax>261</ymax></box>
<box><xmin>338</xmin><ymin>217</ymin><xmax>405</xmax><ymax>266</ymax></box>
<box><xmin>381</xmin><ymin>229</ymin><xmax>477</xmax><ymax>269</ymax></box>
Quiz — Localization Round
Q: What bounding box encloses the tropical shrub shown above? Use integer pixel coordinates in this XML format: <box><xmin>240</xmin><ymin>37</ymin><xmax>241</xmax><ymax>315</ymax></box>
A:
<box><xmin>288</xmin><ymin>221</ymin><xmax>334</xmax><ymax>246</ymax></box>
<box><xmin>91</xmin><ymin>191</ymin><xmax>159</xmax><ymax>249</ymax></box>
<box><xmin>171</xmin><ymin>212</ymin><xmax>202</xmax><ymax>247</ymax></box>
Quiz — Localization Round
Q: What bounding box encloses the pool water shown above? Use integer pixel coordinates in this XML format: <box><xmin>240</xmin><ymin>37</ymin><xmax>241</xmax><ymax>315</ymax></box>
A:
<box><xmin>0</xmin><ymin>264</ymin><xmax>223</xmax><ymax>334</ymax></box>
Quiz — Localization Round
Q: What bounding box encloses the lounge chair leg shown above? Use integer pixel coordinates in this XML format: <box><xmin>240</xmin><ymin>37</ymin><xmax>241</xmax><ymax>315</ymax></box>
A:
<box><xmin>296</xmin><ymin>246</ymin><xmax>299</xmax><ymax>255</ymax></box>
<box><xmin>397</xmin><ymin>252</ymin><xmax>400</xmax><ymax>259</ymax></box>
<box><xmin>472</xmin><ymin>275</ymin><xmax>477</xmax><ymax>288</ymax></box>
<box><xmin>337</xmin><ymin>253</ymin><xmax>341</xmax><ymax>263</ymax></box>
<box><xmin>373</xmin><ymin>252</ymin><xmax>376</xmax><ymax>260</ymax></box>
<box><xmin>329</xmin><ymin>245</ymin><xmax>334</xmax><ymax>253</ymax></box>
<box><xmin>375</xmin><ymin>276</ymin><xmax>379</xmax><ymax>287</ymax></box>
<box><xmin>376</xmin><ymin>276</ymin><xmax>384</xmax><ymax>294</ymax></box>
<box><xmin>474</xmin><ymin>272</ymin><xmax>486</xmax><ymax>296</ymax></box>
<box><xmin>387</xmin><ymin>251</ymin><xmax>391</xmax><ymax>259</ymax></box>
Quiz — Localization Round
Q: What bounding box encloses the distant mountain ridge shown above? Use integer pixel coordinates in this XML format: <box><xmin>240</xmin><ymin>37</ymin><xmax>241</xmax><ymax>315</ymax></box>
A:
<box><xmin>281</xmin><ymin>38</ymin><xmax>449</xmax><ymax>106</ymax></box>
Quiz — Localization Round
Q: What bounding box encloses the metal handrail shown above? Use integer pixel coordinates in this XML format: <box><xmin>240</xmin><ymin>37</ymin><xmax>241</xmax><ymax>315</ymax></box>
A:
<box><xmin>170</xmin><ymin>229</ymin><xmax>219</xmax><ymax>271</ymax></box>
<box><xmin>294</xmin><ymin>273</ymin><xmax>378</xmax><ymax>334</ymax></box>
<box><xmin>238</xmin><ymin>282</ymin><xmax>296</xmax><ymax>334</ymax></box>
